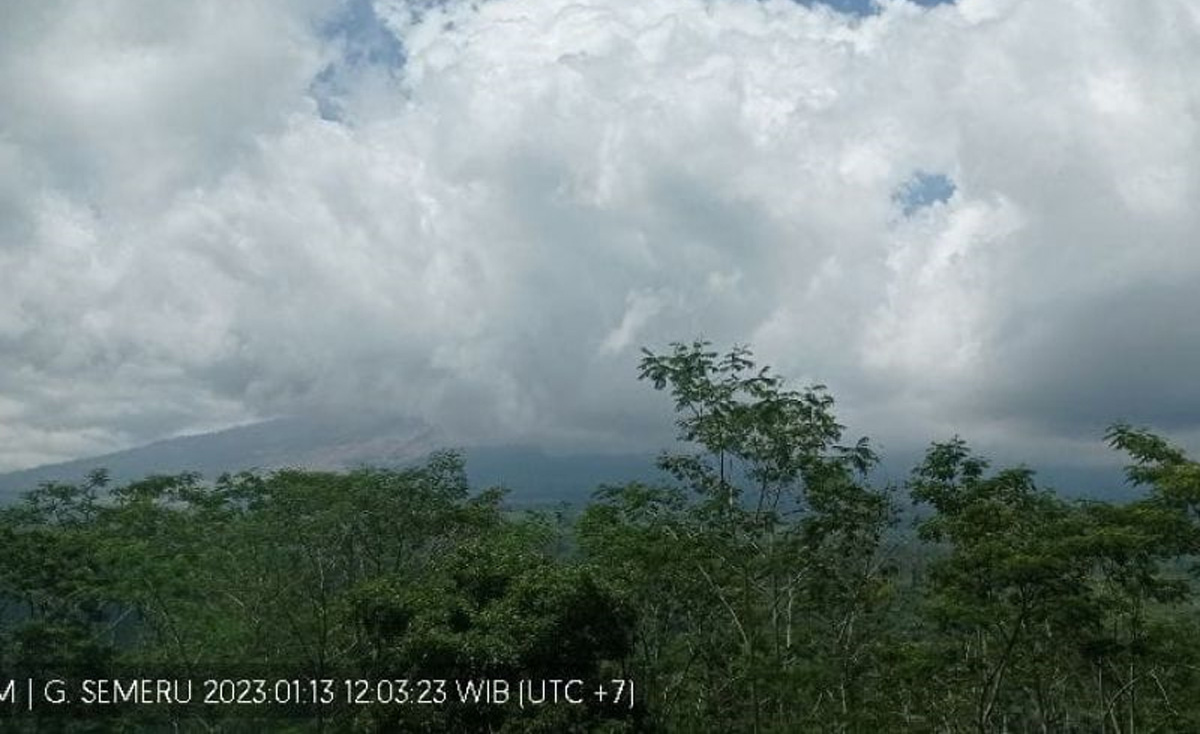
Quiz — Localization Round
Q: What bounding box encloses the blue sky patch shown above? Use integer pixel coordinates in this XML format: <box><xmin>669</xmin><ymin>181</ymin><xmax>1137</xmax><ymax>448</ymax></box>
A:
<box><xmin>806</xmin><ymin>0</ymin><xmax>955</xmax><ymax>16</ymax></box>
<box><xmin>320</xmin><ymin>0</ymin><xmax>406</xmax><ymax>68</ymax></box>
<box><xmin>311</xmin><ymin>0</ymin><xmax>406</xmax><ymax>120</ymax></box>
<box><xmin>894</xmin><ymin>171</ymin><xmax>956</xmax><ymax>215</ymax></box>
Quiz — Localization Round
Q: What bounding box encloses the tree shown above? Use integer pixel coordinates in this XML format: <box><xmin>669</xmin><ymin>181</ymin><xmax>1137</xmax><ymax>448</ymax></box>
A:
<box><xmin>582</xmin><ymin>341</ymin><xmax>895</xmax><ymax>731</ymax></box>
<box><xmin>906</xmin><ymin>432</ymin><xmax>1200</xmax><ymax>732</ymax></box>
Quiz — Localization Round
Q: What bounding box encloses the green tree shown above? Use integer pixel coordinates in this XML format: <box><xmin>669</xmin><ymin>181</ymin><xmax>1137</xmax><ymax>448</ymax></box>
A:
<box><xmin>906</xmin><ymin>432</ymin><xmax>1200</xmax><ymax>732</ymax></box>
<box><xmin>581</xmin><ymin>341</ymin><xmax>895</xmax><ymax>732</ymax></box>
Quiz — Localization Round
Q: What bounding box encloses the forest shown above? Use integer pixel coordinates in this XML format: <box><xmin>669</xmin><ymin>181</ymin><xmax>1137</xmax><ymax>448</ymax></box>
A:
<box><xmin>2</xmin><ymin>341</ymin><xmax>1199</xmax><ymax>732</ymax></box>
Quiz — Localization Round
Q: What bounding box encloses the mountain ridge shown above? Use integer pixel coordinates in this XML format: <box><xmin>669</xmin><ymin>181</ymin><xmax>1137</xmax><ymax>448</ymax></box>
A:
<box><xmin>0</xmin><ymin>416</ymin><xmax>658</xmax><ymax>506</ymax></box>
<box><xmin>0</xmin><ymin>416</ymin><xmax>1135</xmax><ymax>506</ymax></box>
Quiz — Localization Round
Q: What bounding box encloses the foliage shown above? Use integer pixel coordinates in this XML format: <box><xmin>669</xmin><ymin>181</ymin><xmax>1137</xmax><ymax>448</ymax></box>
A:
<box><xmin>3</xmin><ymin>342</ymin><xmax>1200</xmax><ymax>732</ymax></box>
<box><xmin>580</xmin><ymin>341</ymin><xmax>895</xmax><ymax>732</ymax></box>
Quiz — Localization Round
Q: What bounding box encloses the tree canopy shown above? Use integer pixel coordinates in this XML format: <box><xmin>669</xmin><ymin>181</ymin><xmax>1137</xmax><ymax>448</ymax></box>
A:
<box><xmin>3</xmin><ymin>341</ymin><xmax>1199</xmax><ymax>732</ymax></box>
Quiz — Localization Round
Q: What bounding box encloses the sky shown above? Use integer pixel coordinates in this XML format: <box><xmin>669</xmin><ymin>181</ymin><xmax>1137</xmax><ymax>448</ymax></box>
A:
<box><xmin>1</xmin><ymin>0</ymin><xmax>1199</xmax><ymax>474</ymax></box>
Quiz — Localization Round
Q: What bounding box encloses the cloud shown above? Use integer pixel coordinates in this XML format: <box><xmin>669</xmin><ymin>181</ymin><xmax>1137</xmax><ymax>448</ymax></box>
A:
<box><xmin>1</xmin><ymin>0</ymin><xmax>1199</xmax><ymax>471</ymax></box>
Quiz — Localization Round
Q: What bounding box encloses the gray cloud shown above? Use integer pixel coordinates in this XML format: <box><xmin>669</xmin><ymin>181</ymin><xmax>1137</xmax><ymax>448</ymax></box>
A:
<box><xmin>2</xmin><ymin>0</ymin><xmax>1199</xmax><ymax>471</ymax></box>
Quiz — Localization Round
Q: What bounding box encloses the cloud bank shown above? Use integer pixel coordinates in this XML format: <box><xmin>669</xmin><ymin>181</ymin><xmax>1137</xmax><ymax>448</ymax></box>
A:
<box><xmin>2</xmin><ymin>0</ymin><xmax>1199</xmax><ymax>471</ymax></box>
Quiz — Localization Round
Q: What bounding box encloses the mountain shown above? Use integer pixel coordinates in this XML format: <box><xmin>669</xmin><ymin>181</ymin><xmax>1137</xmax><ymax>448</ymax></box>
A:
<box><xmin>0</xmin><ymin>415</ymin><xmax>656</xmax><ymax>507</ymax></box>
<box><xmin>0</xmin><ymin>415</ymin><xmax>1135</xmax><ymax>507</ymax></box>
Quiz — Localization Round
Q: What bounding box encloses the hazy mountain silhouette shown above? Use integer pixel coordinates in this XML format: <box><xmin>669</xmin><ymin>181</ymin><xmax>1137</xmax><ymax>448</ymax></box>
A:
<box><xmin>0</xmin><ymin>415</ymin><xmax>656</xmax><ymax>506</ymax></box>
<box><xmin>0</xmin><ymin>415</ymin><xmax>1133</xmax><ymax>506</ymax></box>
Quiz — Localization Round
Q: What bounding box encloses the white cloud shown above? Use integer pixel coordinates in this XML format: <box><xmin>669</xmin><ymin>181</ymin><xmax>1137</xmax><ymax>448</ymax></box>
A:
<box><xmin>1</xmin><ymin>0</ymin><xmax>1199</xmax><ymax>471</ymax></box>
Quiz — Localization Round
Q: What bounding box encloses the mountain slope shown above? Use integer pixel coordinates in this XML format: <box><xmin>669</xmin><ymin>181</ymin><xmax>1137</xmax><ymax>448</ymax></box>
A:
<box><xmin>0</xmin><ymin>416</ymin><xmax>1133</xmax><ymax>506</ymax></box>
<box><xmin>0</xmin><ymin>416</ymin><xmax>657</xmax><ymax>506</ymax></box>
